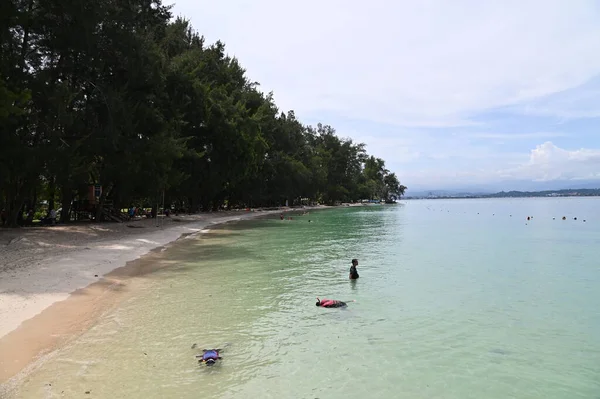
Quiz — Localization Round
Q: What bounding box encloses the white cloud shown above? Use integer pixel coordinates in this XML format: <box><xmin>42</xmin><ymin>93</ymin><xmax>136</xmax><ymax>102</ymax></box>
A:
<box><xmin>172</xmin><ymin>1</ymin><xmax>600</xmax><ymax>189</ymax></box>
<box><xmin>173</xmin><ymin>0</ymin><xmax>600</xmax><ymax>127</ymax></box>
<box><xmin>390</xmin><ymin>142</ymin><xmax>600</xmax><ymax>189</ymax></box>
<box><xmin>500</xmin><ymin>142</ymin><xmax>600</xmax><ymax>181</ymax></box>
<box><xmin>352</xmin><ymin>130</ymin><xmax>533</xmax><ymax>166</ymax></box>
<box><xmin>466</xmin><ymin>132</ymin><xmax>567</xmax><ymax>140</ymax></box>
<box><xmin>350</xmin><ymin>135</ymin><xmax>422</xmax><ymax>164</ymax></box>
<box><xmin>519</xmin><ymin>78</ymin><xmax>600</xmax><ymax>119</ymax></box>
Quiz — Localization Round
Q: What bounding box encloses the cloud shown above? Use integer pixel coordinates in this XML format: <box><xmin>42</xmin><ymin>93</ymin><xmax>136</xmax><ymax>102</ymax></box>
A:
<box><xmin>391</xmin><ymin>141</ymin><xmax>600</xmax><ymax>189</ymax></box>
<box><xmin>466</xmin><ymin>132</ymin><xmax>568</xmax><ymax>140</ymax></box>
<box><xmin>500</xmin><ymin>142</ymin><xmax>600</xmax><ymax>181</ymax></box>
<box><xmin>172</xmin><ymin>1</ymin><xmax>600</xmax><ymax>189</ymax></box>
<box><xmin>173</xmin><ymin>0</ymin><xmax>600</xmax><ymax>127</ymax></box>
<box><xmin>518</xmin><ymin>76</ymin><xmax>600</xmax><ymax>120</ymax></box>
<box><xmin>349</xmin><ymin>135</ymin><xmax>422</xmax><ymax>164</ymax></box>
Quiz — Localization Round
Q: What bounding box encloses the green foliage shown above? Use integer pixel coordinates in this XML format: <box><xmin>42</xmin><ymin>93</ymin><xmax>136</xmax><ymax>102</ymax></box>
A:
<box><xmin>0</xmin><ymin>0</ymin><xmax>406</xmax><ymax>225</ymax></box>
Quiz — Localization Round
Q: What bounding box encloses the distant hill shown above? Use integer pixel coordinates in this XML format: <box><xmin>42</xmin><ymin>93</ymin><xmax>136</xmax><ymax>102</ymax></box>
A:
<box><xmin>405</xmin><ymin>188</ymin><xmax>600</xmax><ymax>199</ymax></box>
<box><xmin>405</xmin><ymin>179</ymin><xmax>600</xmax><ymax>198</ymax></box>
<box><xmin>406</xmin><ymin>190</ymin><xmax>490</xmax><ymax>198</ymax></box>
<box><xmin>485</xmin><ymin>188</ymin><xmax>600</xmax><ymax>198</ymax></box>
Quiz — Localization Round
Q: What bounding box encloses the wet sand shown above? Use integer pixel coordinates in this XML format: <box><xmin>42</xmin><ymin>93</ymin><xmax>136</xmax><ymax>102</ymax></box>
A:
<box><xmin>0</xmin><ymin>208</ymin><xmax>312</xmax><ymax>388</ymax></box>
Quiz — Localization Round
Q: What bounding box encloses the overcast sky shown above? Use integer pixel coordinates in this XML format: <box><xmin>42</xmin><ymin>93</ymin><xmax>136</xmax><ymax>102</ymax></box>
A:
<box><xmin>170</xmin><ymin>0</ymin><xmax>600</xmax><ymax>191</ymax></box>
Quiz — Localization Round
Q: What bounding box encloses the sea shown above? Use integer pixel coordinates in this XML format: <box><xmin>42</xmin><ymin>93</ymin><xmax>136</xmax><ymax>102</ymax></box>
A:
<box><xmin>7</xmin><ymin>198</ymin><xmax>600</xmax><ymax>398</ymax></box>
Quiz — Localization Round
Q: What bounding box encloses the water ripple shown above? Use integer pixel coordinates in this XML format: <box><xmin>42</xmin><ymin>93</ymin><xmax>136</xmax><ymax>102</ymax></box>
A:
<box><xmin>10</xmin><ymin>201</ymin><xmax>600</xmax><ymax>399</ymax></box>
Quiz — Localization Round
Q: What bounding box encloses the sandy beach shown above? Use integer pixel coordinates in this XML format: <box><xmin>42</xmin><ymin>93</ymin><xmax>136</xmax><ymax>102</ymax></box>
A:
<box><xmin>0</xmin><ymin>207</ymin><xmax>308</xmax><ymax>387</ymax></box>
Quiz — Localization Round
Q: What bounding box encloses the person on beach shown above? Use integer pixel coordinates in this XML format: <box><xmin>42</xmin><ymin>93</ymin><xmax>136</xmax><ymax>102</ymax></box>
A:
<box><xmin>349</xmin><ymin>259</ymin><xmax>359</xmax><ymax>280</ymax></box>
<box><xmin>128</xmin><ymin>206</ymin><xmax>135</xmax><ymax>220</ymax></box>
<box><xmin>316</xmin><ymin>297</ymin><xmax>348</xmax><ymax>308</ymax></box>
<box><xmin>25</xmin><ymin>209</ymin><xmax>34</xmax><ymax>226</ymax></box>
<box><xmin>42</xmin><ymin>208</ymin><xmax>57</xmax><ymax>225</ymax></box>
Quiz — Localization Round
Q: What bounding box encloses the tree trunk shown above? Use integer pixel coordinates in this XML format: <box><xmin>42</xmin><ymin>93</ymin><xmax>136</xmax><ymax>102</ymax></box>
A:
<box><xmin>16</xmin><ymin>203</ymin><xmax>25</xmax><ymax>226</ymax></box>
<box><xmin>6</xmin><ymin>180</ymin><xmax>24</xmax><ymax>228</ymax></box>
<box><xmin>95</xmin><ymin>183</ymin><xmax>112</xmax><ymax>222</ymax></box>
<box><xmin>31</xmin><ymin>188</ymin><xmax>37</xmax><ymax>214</ymax></box>
<box><xmin>48</xmin><ymin>176</ymin><xmax>56</xmax><ymax>212</ymax></box>
<box><xmin>200</xmin><ymin>195</ymin><xmax>210</xmax><ymax>212</ymax></box>
<box><xmin>59</xmin><ymin>185</ymin><xmax>72</xmax><ymax>223</ymax></box>
<box><xmin>190</xmin><ymin>197</ymin><xmax>200</xmax><ymax>213</ymax></box>
<box><xmin>7</xmin><ymin>202</ymin><xmax>23</xmax><ymax>228</ymax></box>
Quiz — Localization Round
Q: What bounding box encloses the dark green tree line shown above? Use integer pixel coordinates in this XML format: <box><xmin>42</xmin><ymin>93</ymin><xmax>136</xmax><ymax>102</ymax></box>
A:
<box><xmin>0</xmin><ymin>0</ymin><xmax>406</xmax><ymax>226</ymax></box>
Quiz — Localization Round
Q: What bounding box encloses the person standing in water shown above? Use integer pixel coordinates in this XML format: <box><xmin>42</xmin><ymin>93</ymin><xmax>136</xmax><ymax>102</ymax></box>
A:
<box><xmin>349</xmin><ymin>259</ymin><xmax>359</xmax><ymax>280</ymax></box>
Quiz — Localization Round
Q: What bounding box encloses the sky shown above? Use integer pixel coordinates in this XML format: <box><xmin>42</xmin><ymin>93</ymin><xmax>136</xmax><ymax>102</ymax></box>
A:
<box><xmin>170</xmin><ymin>0</ymin><xmax>600</xmax><ymax>192</ymax></box>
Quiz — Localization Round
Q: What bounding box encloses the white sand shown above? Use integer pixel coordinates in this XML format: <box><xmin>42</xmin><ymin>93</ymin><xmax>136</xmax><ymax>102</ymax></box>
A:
<box><xmin>0</xmin><ymin>209</ymin><xmax>290</xmax><ymax>340</ymax></box>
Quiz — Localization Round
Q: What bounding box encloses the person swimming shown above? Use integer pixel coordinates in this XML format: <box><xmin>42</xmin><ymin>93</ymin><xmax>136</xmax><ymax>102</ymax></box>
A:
<box><xmin>195</xmin><ymin>348</ymin><xmax>222</xmax><ymax>366</ymax></box>
<box><xmin>315</xmin><ymin>297</ymin><xmax>348</xmax><ymax>308</ymax></box>
<box><xmin>349</xmin><ymin>259</ymin><xmax>359</xmax><ymax>280</ymax></box>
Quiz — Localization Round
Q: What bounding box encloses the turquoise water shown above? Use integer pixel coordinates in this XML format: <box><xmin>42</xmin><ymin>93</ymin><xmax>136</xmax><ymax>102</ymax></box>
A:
<box><xmin>10</xmin><ymin>198</ymin><xmax>600</xmax><ymax>398</ymax></box>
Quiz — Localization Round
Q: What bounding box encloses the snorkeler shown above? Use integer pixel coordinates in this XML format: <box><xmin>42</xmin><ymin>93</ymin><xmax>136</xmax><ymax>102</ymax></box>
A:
<box><xmin>192</xmin><ymin>343</ymin><xmax>230</xmax><ymax>366</ymax></box>
<box><xmin>195</xmin><ymin>348</ymin><xmax>222</xmax><ymax>366</ymax></box>
<box><xmin>315</xmin><ymin>297</ymin><xmax>351</xmax><ymax>308</ymax></box>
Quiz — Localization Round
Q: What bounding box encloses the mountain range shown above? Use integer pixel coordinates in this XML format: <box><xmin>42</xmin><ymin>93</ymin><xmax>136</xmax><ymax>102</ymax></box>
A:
<box><xmin>405</xmin><ymin>179</ymin><xmax>600</xmax><ymax>198</ymax></box>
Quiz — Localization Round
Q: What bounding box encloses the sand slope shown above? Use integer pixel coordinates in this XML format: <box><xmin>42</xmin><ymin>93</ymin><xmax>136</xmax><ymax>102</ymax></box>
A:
<box><xmin>0</xmin><ymin>210</ymin><xmax>282</xmax><ymax>340</ymax></box>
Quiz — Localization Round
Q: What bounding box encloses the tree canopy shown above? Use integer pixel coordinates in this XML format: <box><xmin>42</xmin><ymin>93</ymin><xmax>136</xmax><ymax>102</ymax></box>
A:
<box><xmin>0</xmin><ymin>0</ymin><xmax>406</xmax><ymax>226</ymax></box>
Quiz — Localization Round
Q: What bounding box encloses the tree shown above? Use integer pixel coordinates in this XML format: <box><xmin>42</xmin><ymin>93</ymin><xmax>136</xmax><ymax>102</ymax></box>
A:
<box><xmin>0</xmin><ymin>0</ymin><xmax>406</xmax><ymax>225</ymax></box>
<box><xmin>383</xmin><ymin>173</ymin><xmax>407</xmax><ymax>201</ymax></box>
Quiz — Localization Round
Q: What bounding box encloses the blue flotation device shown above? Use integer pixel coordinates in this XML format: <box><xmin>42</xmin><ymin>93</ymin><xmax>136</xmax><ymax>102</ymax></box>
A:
<box><xmin>198</xmin><ymin>349</ymin><xmax>220</xmax><ymax>365</ymax></box>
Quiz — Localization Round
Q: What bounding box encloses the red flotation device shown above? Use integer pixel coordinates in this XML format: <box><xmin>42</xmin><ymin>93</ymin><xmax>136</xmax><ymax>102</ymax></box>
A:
<box><xmin>316</xmin><ymin>297</ymin><xmax>347</xmax><ymax>308</ymax></box>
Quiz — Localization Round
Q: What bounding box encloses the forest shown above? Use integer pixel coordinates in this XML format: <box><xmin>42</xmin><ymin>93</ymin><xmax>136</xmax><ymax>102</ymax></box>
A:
<box><xmin>0</xmin><ymin>0</ymin><xmax>406</xmax><ymax>227</ymax></box>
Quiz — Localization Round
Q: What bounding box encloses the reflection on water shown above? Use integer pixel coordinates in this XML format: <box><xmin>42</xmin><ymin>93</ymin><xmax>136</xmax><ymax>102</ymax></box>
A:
<box><xmin>8</xmin><ymin>199</ymin><xmax>600</xmax><ymax>398</ymax></box>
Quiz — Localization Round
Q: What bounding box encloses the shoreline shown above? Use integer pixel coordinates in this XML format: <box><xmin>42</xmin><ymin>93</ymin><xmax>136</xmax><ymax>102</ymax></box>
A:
<box><xmin>0</xmin><ymin>206</ymin><xmax>327</xmax><ymax>387</ymax></box>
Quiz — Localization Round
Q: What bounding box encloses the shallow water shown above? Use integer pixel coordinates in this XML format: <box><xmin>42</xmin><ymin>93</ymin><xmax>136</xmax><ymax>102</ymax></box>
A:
<box><xmin>10</xmin><ymin>198</ymin><xmax>600</xmax><ymax>398</ymax></box>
